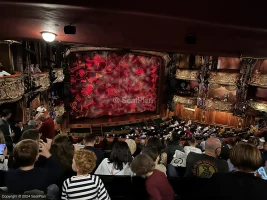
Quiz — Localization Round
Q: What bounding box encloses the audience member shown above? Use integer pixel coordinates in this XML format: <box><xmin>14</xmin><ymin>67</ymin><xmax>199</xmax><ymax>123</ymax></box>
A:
<box><xmin>12</xmin><ymin>120</ymin><xmax>23</xmax><ymax>144</ymax></box>
<box><xmin>125</xmin><ymin>138</ymin><xmax>137</xmax><ymax>156</ymax></box>
<box><xmin>204</xmin><ymin>143</ymin><xmax>267</xmax><ymax>199</ymax></box>
<box><xmin>0</xmin><ymin>109</ymin><xmax>14</xmax><ymax>153</ymax></box>
<box><xmin>62</xmin><ymin>149</ymin><xmax>110</xmax><ymax>200</ymax></box>
<box><xmin>83</xmin><ymin>134</ymin><xmax>104</xmax><ymax>169</ymax></box>
<box><xmin>147</xmin><ymin>137</ymin><xmax>167</xmax><ymax>166</ymax></box>
<box><xmin>8</xmin><ymin>129</ymin><xmax>47</xmax><ymax>169</ymax></box>
<box><xmin>95</xmin><ymin>141</ymin><xmax>133</xmax><ymax>175</ymax></box>
<box><xmin>37</xmin><ymin>113</ymin><xmax>55</xmax><ymax>140</ymax></box>
<box><xmin>142</xmin><ymin>146</ymin><xmax>166</xmax><ymax>175</ymax></box>
<box><xmin>0</xmin><ymin>141</ymin><xmax>8</xmax><ymax>170</ymax></box>
<box><xmin>184</xmin><ymin>138</ymin><xmax>202</xmax><ymax>155</ymax></box>
<box><xmin>49</xmin><ymin>135</ymin><xmax>75</xmax><ymax>188</ymax></box>
<box><xmin>164</xmin><ymin>132</ymin><xmax>183</xmax><ymax>164</ymax></box>
<box><xmin>185</xmin><ymin>138</ymin><xmax>229</xmax><ymax>178</ymax></box>
<box><xmin>23</xmin><ymin>120</ymin><xmax>38</xmax><ymax>132</ymax></box>
<box><xmin>6</xmin><ymin>139</ymin><xmax>61</xmax><ymax>197</ymax></box>
<box><xmin>131</xmin><ymin>154</ymin><xmax>175</xmax><ymax>200</ymax></box>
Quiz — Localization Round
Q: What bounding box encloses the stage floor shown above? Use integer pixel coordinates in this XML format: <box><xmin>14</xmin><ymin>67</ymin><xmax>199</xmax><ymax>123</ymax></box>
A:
<box><xmin>67</xmin><ymin>112</ymin><xmax>161</xmax><ymax>128</ymax></box>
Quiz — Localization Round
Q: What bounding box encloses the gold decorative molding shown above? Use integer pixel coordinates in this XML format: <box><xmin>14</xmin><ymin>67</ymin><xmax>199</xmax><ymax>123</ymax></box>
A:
<box><xmin>248</xmin><ymin>101</ymin><xmax>267</xmax><ymax>112</ymax></box>
<box><xmin>173</xmin><ymin>95</ymin><xmax>197</xmax><ymax>105</ymax></box>
<box><xmin>176</xmin><ymin>69</ymin><xmax>198</xmax><ymax>81</ymax></box>
<box><xmin>250</xmin><ymin>74</ymin><xmax>267</xmax><ymax>88</ymax></box>
<box><xmin>53</xmin><ymin>68</ymin><xmax>64</xmax><ymax>83</ymax></box>
<box><xmin>0</xmin><ymin>72</ymin><xmax>24</xmax><ymax>105</ymax></box>
<box><xmin>205</xmin><ymin>99</ymin><xmax>233</xmax><ymax>112</ymax></box>
<box><xmin>31</xmin><ymin>72</ymin><xmax>50</xmax><ymax>92</ymax></box>
<box><xmin>209</xmin><ymin>72</ymin><xmax>239</xmax><ymax>85</ymax></box>
<box><xmin>65</xmin><ymin>47</ymin><xmax>171</xmax><ymax>66</ymax></box>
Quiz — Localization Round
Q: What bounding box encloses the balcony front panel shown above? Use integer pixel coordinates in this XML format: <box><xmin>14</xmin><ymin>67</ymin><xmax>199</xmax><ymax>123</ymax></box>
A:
<box><xmin>176</xmin><ymin>69</ymin><xmax>198</xmax><ymax>81</ymax></box>
<box><xmin>205</xmin><ymin>99</ymin><xmax>233</xmax><ymax>112</ymax></box>
<box><xmin>173</xmin><ymin>95</ymin><xmax>197</xmax><ymax>105</ymax></box>
<box><xmin>0</xmin><ymin>72</ymin><xmax>24</xmax><ymax>104</ymax></box>
<box><xmin>250</xmin><ymin>74</ymin><xmax>267</xmax><ymax>88</ymax></box>
<box><xmin>209</xmin><ymin>72</ymin><xmax>239</xmax><ymax>85</ymax></box>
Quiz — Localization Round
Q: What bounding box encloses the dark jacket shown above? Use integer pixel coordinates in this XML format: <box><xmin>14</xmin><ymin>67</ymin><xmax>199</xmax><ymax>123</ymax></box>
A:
<box><xmin>180</xmin><ymin>171</ymin><xmax>267</xmax><ymax>200</ymax></box>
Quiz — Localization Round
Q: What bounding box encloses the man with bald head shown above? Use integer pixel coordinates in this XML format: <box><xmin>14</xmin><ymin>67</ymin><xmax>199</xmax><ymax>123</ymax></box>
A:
<box><xmin>185</xmin><ymin>138</ymin><xmax>229</xmax><ymax>178</ymax></box>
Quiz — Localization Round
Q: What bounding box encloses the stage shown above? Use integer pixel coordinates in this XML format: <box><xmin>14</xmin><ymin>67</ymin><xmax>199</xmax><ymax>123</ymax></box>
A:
<box><xmin>67</xmin><ymin>112</ymin><xmax>162</xmax><ymax>129</ymax></box>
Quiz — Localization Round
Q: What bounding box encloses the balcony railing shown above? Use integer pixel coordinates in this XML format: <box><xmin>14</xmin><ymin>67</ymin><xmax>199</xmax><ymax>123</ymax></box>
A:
<box><xmin>205</xmin><ymin>99</ymin><xmax>233</xmax><ymax>112</ymax></box>
<box><xmin>173</xmin><ymin>95</ymin><xmax>197</xmax><ymax>105</ymax></box>
<box><xmin>250</xmin><ymin>74</ymin><xmax>267</xmax><ymax>88</ymax></box>
<box><xmin>209</xmin><ymin>72</ymin><xmax>239</xmax><ymax>85</ymax></box>
<box><xmin>30</xmin><ymin>72</ymin><xmax>50</xmax><ymax>92</ymax></box>
<box><xmin>247</xmin><ymin>100</ymin><xmax>267</xmax><ymax>112</ymax></box>
<box><xmin>176</xmin><ymin>69</ymin><xmax>198</xmax><ymax>81</ymax></box>
<box><xmin>0</xmin><ymin>72</ymin><xmax>24</xmax><ymax>104</ymax></box>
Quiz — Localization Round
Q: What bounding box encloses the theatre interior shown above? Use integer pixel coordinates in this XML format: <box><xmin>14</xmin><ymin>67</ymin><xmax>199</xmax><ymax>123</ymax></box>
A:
<box><xmin>1</xmin><ymin>1</ymin><xmax>267</xmax><ymax>200</ymax></box>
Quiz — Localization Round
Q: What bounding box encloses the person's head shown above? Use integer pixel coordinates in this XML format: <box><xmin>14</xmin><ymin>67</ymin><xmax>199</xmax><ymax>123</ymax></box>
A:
<box><xmin>141</xmin><ymin>146</ymin><xmax>158</xmax><ymax>162</ymax></box>
<box><xmin>83</xmin><ymin>134</ymin><xmax>96</xmax><ymax>146</ymax></box>
<box><xmin>13</xmin><ymin>139</ymin><xmax>39</xmax><ymax>167</ymax></box>
<box><xmin>247</xmin><ymin>137</ymin><xmax>260</xmax><ymax>147</ymax></box>
<box><xmin>188</xmin><ymin>138</ymin><xmax>197</xmax><ymax>147</ymax></box>
<box><xmin>131</xmin><ymin>154</ymin><xmax>155</xmax><ymax>176</ymax></box>
<box><xmin>50</xmin><ymin>135</ymin><xmax>74</xmax><ymax>169</ymax></box>
<box><xmin>27</xmin><ymin>120</ymin><xmax>37</xmax><ymax>128</ymax></box>
<box><xmin>205</xmin><ymin>138</ymin><xmax>222</xmax><ymax>157</ymax></box>
<box><xmin>0</xmin><ymin>131</ymin><xmax>5</xmax><ymax>144</ymax></box>
<box><xmin>72</xmin><ymin>149</ymin><xmax>96</xmax><ymax>175</ymax></box>
<box><xmin>171</xmin><ymin>132</ymin><xmax>180</xmax><ymax>142</ymax></box>
<box><xmin>21</xmin><ymin>129</ymin><xmax>40</xmax><ymax>142</ymax></box>
<box><xmin>230</xmin><ymin>143</ymin><xmax>262</xmax><ymax>173</ymax></box>
<box><xmin>109</xmin><ymin>141</ymin><xmax>133</xmax><ymax>170</ymax></box>
<box><xmin>125</xmin><ymin>139</ymin><xmax>137</xmax><ymax>155</ymax></box>
<box><xmin>147</xmin><ymin>137</ymin><xmax>164</xmax><ymax>153</ymax></box>
<box><xmin>263</xmin><ymin>142</ymin><xmax>267</xmax><ymax>151</ymax></box>
<box><xmin>1</xmin><ymin>109</ymin><xmax>12</xmax><ymax>119</ymax></box>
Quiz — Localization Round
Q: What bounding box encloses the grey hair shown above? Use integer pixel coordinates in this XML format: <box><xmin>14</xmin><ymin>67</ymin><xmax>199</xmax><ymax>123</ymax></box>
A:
<box><xmin>27</xmin><ymin>120</ymin><xmax>37</xmax><ymax>127</ymax></box>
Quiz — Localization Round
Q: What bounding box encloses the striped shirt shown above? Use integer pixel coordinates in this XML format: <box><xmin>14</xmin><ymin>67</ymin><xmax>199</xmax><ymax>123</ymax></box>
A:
<box><xmin>62</xmin><ymin>174</ymin><xmax>110</xmax><ymax>200</ymax></box>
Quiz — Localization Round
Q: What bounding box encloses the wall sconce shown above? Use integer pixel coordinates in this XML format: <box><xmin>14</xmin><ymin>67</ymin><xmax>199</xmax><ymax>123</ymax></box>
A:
<box><xmin>41</xmin><ymin>31</ymin><xmax>56</xmax><ymax>42</ymax></box>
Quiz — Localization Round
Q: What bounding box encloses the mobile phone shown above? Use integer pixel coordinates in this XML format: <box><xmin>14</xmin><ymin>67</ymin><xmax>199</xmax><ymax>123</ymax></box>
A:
<box><xmin>258</xmin><ymin>167</ymin><xmax>267</xmax><ymax>180</ymax></box>
<box><xmin>0</xmin><ymin>144</ymin><xmax>6</xmax><ymax>155</ymax></box>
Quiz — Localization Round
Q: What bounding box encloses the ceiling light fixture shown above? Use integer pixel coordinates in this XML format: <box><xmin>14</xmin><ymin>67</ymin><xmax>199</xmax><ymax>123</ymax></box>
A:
<box><xmin>41</xmin><ymin>31</ymin><xmax>56</xmax><ymax>42</ymax></box>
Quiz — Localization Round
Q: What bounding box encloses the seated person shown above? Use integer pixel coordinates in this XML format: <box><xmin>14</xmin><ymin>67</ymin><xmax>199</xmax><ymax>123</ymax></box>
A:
<box><xmin>142</xmin><ymin>146</ymin><xmax>166</xmax><ymax>175</ymax></box>
<box><xmin>83</xmin><ymin>134</ymin><xmax>104</xmax><ymax>169</ymax></box>
<box><xmin>185</xmin><ymin>138</ymin><xmax>229</xmax><ymax>178</ymax></box>
<box><xmin>62</xmin><ymin>149</ymin><xmax>110</xmax><ymax>200</ymax></box>
<box><xmin>131</xmin><ymin>154</ymin><xmax>175</xmax><ymax>200</ymax></box>
<box><xmin>95</xmin><ymin>142</ymin><xmax>133</xmax><ymax>175</ymax></box>
<box><xmin>8</xmin><ymin>129</ymin><xmax>46</xmax><ymax>168</ymax></box>
<box><xmin>184</xmin><ymin>138</ymin><xmax>202</xmax><ymax>155</ymax></box>
<box><xmin>5</xmin><ymin>139</ymin><xmax>62</xmax><ymax>195</ymax></box>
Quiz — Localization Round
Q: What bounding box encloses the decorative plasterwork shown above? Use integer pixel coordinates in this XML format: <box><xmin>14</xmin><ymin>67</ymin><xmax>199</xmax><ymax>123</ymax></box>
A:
<box><xmin>31</xmin><ymin>72</ymin><xmax>50</xmax><ymax>92</ymax></box>
<box><xmin>0</xmin><ymin>72</ymin><xmax>24</xmax><ymax>104</ymax></box>
<box><xmin>173</xmin><ymin>95</ymin><xmax>197</xmax><ymax>105</ymax></box>
<box><xmin>205</xmin><ymin>99</ymin><xmax>233</xmax><ymax>112</ymax></box>
<box><xmin>209</xmin><ymin>72</ymin><xmax>239</xmax><ymax>85</ymax></box>
<box><xmin>176</xmin><ymin>69</ymin><xmax>198</xmax><ymax>81</ymax></box>
<box><xmin>250</xmin><ymin>74</ymin><xmax>267</xmax><ymax>88</ymax></box>
<box><xmin>53</xmin><ymin>68</ymin><xmax>65</xmax><ymax>83</ymax></box>
<box><xmin>65</xmin><ymin>47</ymin><xmax>170</xmax><ymax>67</ymax></box>
<box><xmin>248</xmin><ymin>101</ymin><xmax>267</xmax><ymax>112</ymax></box>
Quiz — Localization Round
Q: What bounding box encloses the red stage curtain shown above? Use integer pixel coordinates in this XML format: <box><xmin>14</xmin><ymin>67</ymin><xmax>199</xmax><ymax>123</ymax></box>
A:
<box><xmin>69</xmin><ymin>51</ymin><xmax>161</xmax><ymax>118</ymax></box>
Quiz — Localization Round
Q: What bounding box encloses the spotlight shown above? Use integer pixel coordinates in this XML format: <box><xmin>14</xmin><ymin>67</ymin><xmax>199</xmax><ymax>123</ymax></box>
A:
<box><xmin>41</xmin><ymin>31</ymin><xmax>56</xmax><ymax>42</ymax></box>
